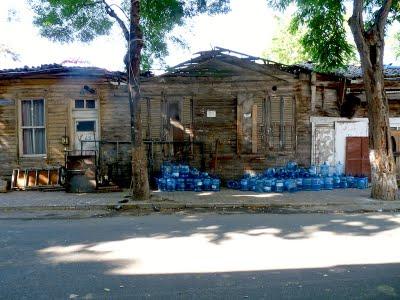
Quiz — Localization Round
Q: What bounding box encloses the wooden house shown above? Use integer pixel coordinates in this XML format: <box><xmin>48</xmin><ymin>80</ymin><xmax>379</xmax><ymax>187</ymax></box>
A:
<box><xmin>139</xmin><ymin>48</ymin><xmax>319</xmax><ymax>180</ymax></box>
<box><xmin>2</xmin><ymin>48</ymin><xmax>400</xmax><ymax>189</ymax></box>
<box><xmin>140</xmin><ymin>48</ymin><xmax>400</xmax><ymax>180</ymax></box>
<box><xmin>0</xmin><ymin>64</ymin><xmax>131</xmax><ymax>187</ymax></box>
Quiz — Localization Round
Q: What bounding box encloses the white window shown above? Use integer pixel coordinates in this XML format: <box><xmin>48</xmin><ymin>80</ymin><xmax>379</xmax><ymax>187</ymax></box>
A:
<box><xmin>74</xmin><ymin>99</ymin><xmax>96</xmax><ymax>109</ymax></box>
<box><xmin>20</xmin><ymin>99</ymin><xmax>46</xmax><ymax>155</ymax></box>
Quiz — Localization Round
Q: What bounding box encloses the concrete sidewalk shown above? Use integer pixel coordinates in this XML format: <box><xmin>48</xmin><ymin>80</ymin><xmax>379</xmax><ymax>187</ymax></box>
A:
<box><xmin>1</xmin><ymin>188</ymin><xmax>400</xmax><ymax>213</ymax></box>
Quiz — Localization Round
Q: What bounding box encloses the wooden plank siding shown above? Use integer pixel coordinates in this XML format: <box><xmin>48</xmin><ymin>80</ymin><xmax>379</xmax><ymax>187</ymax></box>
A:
<box><xmin>0</xmin><ymin>78</ymin><xmax>129</xmax><ymax>178</ymax></box>
<box><xmin>140</xmin><ymin>74</ymin><xmax>305</xmax><ymax>179</ymax></box>
<box><xmin>2</xmin><ymin>58</ymin><xmax>370</xmax><ymax>182</ymax></box>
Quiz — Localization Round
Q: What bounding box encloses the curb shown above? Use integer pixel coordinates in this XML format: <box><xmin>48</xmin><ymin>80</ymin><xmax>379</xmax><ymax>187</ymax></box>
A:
<box><xmin>1</xmin><ymin>202</ymin><xmax>399</xmax><ymax>214</ymax></box>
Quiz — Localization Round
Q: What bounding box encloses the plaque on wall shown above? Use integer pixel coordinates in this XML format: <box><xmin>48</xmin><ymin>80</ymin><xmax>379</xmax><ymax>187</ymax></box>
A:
<box><xmin>207</xmin><ymin>109</ymin><xmax>216</xmax><ymax>118</ymax></box>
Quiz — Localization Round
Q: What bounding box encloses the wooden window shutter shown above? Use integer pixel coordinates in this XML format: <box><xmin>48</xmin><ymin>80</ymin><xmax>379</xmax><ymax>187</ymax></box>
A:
<box><xmin>236</xmin><ymin>102</ymin><xmax>243</xmax><ymax>154</ymax></box>
<box><xmin>270</xmin><ymin>96</ymin><xmax>281</xmax><ymax>149</ymax></box>
<box><xmin>252</xmin><ymin>104</ymin><xmax>257</xmax><ymax>154</ymax></box>
<box><xmin>283</xmin><ymin>96</ymin><xmax>295</xmax><ymax>150</ymax></box>
<box><xmin>140</xmin><ymin>98</ymin><xmax>148</xmax><ymax>139</ymax></box>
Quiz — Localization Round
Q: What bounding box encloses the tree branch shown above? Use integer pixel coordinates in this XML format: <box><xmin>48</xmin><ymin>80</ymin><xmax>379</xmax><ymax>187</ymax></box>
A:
<box><xmin>349</xmin><ymin>0</ymin><xmax>366</xmax><ymax>48</ymax></box>
<box><xmin>103</xmin><ymin>0</ymin><xmax>129</xmax><ymax>42</ymax></box>
<box><xmin>375</xmin><ymin>0</ymin><xmax>393</xmax><ymax>36</ymax></box>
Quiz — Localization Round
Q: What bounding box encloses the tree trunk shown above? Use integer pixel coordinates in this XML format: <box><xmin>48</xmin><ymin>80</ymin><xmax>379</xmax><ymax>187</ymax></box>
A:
<box><xmin>349</xmin><ymin>0</ymin><xmax>398</xmax><ymax>200</ymax></box>
<box><xmin>128</xmin><ymin>0</ymin><xmax>150</xmax><ymax>200</ymax></box>
<box><xmin>364</xmin><ymin>66</ymin><xmax>398</xmax><ymax>200</ymax></box>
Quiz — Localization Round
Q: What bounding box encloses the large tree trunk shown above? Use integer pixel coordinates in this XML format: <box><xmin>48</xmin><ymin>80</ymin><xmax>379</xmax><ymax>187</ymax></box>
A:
<box><xmin>128</xmin><ymin>0</ymin><xmax>150</xmax><ymax>200</ymax></box>
<box><xmin>364</xmin><ymin>65</ymin><xmax>397</xmax><ymax>200</ymax></box>
<box><xmin>349</xmin><ymin>0</ymin><xmax>398</xmax><ymax>200</ymax></box>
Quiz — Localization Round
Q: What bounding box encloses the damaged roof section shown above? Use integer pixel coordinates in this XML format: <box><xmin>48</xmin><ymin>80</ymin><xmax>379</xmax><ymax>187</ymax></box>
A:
<box><xmin>2</xmin><ymin>48</ymin><xmax>400</xmax><ymax>82</ymax></box>
<box><xmin>0</xmin><ymin>64</ymin><xmax>127</xmax><ymax>81</ymax></box>
<box><xmin>296</xmin><ymin>62</ymin><xmax>400</xmax><ymax>80</ymax></box>
<box><xmin>162</xmin><ymin>47</ymin><xmax>295</xmax><ymax>79</ymax></box>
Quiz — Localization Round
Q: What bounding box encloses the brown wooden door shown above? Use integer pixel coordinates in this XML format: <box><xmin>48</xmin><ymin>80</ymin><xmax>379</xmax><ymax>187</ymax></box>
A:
<box><xmin>345</xmin><ymin>137</ymin><xmax>371</xmax><ymax>177</ymax></box>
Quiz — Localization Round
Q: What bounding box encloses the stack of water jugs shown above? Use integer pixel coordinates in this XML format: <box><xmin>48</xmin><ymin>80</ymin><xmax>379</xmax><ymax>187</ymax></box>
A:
<box><xmin>227</xmin><ymin>161</ymin><xmax>369</xmax><ymax>193</ymax></box>
<box><xmin>157</xmin><ymin>162</ymin><xmax>221</xmax><ymax>192</ymax></box>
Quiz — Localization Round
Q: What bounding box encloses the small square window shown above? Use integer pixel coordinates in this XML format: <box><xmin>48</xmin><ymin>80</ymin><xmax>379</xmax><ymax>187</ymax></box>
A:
<box><xmin>75</xmin><ymin>100</ymin><xmax>84</xmax><ymax>108</ymax></box>
<box><xmin>86</xmin><ymin>100</ymin><xmax>95</xmax><ymax>109</ymax></box>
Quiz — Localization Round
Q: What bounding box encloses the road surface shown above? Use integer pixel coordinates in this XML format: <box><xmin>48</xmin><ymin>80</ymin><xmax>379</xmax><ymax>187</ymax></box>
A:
<box><xmin>1</xmin><ymin>212</ymin><xmax>400</xmax><ymax>299</ymax></box>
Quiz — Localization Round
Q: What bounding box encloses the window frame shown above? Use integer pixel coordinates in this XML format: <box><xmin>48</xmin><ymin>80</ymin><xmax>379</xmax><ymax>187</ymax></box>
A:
<box><xmin>19</xmin><ymin>99</ymin><xmax>47</xmax><ymax>157</ymax></box>
<box><xmin>74</xmin><ymin>99</ymin><xmax>97</xmax><ymax>110</ymax></box>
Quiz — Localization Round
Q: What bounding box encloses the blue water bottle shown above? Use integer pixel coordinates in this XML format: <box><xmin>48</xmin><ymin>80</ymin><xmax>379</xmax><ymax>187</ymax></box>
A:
<box><xmin>211</xmin><ymin>179</ymin><xmax>220</xmax><ymax>192</ymax></box>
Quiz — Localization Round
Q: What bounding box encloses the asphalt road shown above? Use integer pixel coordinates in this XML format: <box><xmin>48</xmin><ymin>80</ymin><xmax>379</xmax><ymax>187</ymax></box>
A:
<box><xmin>1</xmin><ymin>212</ymin><xmax>400</xmax><ymax>299</ymax></box>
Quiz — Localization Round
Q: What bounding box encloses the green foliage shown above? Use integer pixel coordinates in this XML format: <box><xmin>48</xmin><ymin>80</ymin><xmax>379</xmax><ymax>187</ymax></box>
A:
<box><xmin>28</xmin><ymin>0</ymin><xmax>231</xmax><ymax>69</ymax></box>
<box><xmin>29</xmin><ymin>0</ymin><xmax>113</xmax><ymax>43</ymax></box>
<box><xmin>262</xmin><ymin>16</ymin><xmax>311</xmax><ymax>65</ymax></box>
<box><xmin>267</xmin><ymin>0</ymin><xmax>355</xmax><ymax>71</ymax></box>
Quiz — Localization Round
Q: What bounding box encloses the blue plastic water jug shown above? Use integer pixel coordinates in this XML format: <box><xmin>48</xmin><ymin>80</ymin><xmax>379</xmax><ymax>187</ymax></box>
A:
<box><xmin>303</xmin><ymin>178</ymin><xmax>312</xmax><ymax>191</ymax></box>
<box><xmin>190</xmin><ymin>168</ymin><xmax>200</xmax><ymax>178</ymax></box>
<box><xmin>356</xmin><ymin>177</ymin><xmax>369</xmax><ymax>189</ymax></box>
<box><xmin>311</xmin><ymin>177</ymin><xmax>321</xmax><ymax>191</ymax></box>
<box><xmin>255</xmin><ymin>179</ymin><xmax>264</xmax><ymax>193</ymax></box>
<box><xmin>309</xmin><ymin>165</ymin><xmax>317</xmax><ymax>176</ymax></box>
<box><xmin>340</xmin><ymin>177</ymin><xmax>348</xmax><ymax>188</ymax></box>
<box><xmin>185</xmin><ymin>178</ymin><xmax>194</xmax><ymax>191</ymax></box>
<box><xmin>262</xmin><ymin>179</ymin><xmax>273</xmax><ymax>192</ymax></box>
<box><xmin>286</xmin><ymin>179</ymin><xmax>297</xmax><ymax>193</ymax></box>
<box><xmin>287</xmin><ymin>161</ymin><xmax>298</xmax><ymax>171</ymax></box>
<box><xmin>179</xmin><ymin>164</ymin><xmax>190</xmax><ymax>178</ymax></box>
<box><xmin>171</xmin><ymin>165</ymin><xmax>180</xmax><ymax>178</ymax></box>
<box><xmin>211</xmin><ymin>179</ymin><xmax>220</xmax><ymax>192</ymax></box>
<box><xmin>333</xmin><ymin>175</ymin><xmax>341</xmax><ymax>188</ymax></box>
<box><xmin>335</xmin><ymin>162</ymin><xmax>344</xmax><ymax>176</ymax></box>
<box><xmin>346</xmin><ymin>176</ymin><xmax>355</xmax><ymax>188</ymax></box>
<box><xmin>227</xmin><ymin>180</ymin><xmax>238</xmax><ymax>189</ymax></box>
<box><xmin>166</xmin><ymin>178</ymin><xmax>176</xmax><ymax>192</ymax></box>
<box><xmin>203</xmin><ymin>178</ymin><xmax>212</xmax><ymax>191</ymax></box>
<box><xmin>320</xmin><ymin>162</ymin><xmax>330</xmax><ymax>177</ymax></box>
<box><xmin>265</xmin><ymin>168</ymin><xmax>275</xmax><ymax>178</ymax></box>
<box><xmin>248</xmin><ymin>178</ymin><xmax>257</xmax><ymax>191</ymax></box>
<box><xmin>240</xmin><ymin>179</ymin><xmax>249</xmax><ymax>191</ymax></box>
<box><xmin>323</xmin><ymin>176</ymin><xmax>334</xmax><ymax>190</ymax></box>
<box><xmin>157</xmin><ymin>178</ymin><xmax>167</xmax><ymax>191</ymax></box>
<box><xmin>275</xmin><ymin>179</ymin><xmax>284</xmax><ymax>193</ymax></box>
<box><xmin>194</xmin><ymin>178</ymin><xmax>203</xmax><ymax>192</ymax></box>
<box><xmin>162</xmin><ymin>163</ymin><xmax>172</xmax><ymax>177</ymax></box>
<box><xmin>176</xmin><ymin>178</ymin><xmax>185</xmax><ymax>191</ymax></box>
<box><xmin>226</xmin><ymin>180</ymin><xmax>238</xmax><ymax>190</ymax></box>
<box><xmin>296</xmin><ymin>178</ymin><xmax>303</xmax><ymax>191</ymax></box>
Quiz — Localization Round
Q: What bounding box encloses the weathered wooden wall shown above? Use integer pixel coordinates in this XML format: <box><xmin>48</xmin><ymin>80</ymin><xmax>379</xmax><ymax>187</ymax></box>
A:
<box><xmin>140</xmin><ymin>71</ymin><xmax>310</xmax><ymax>180</ymax></box>
<box><xmin>0</xmin><ymin>77</ymin><xmax>127</xmax><ymax>180</ymax></box>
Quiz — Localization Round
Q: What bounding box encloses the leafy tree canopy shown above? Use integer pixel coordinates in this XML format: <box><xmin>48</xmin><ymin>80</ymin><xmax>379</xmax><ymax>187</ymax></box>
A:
<box><xmin>28</xmin><ymin>0</ymin><xmax>231</xmax><ymax>69</ymax></box>
<box><xmin>262</xmin><ymin>16</ymin><xmax>311</xmax><ymax>65</ymax></box>
<box><xmin>266</xmin><ymin>0</ymin><xmax>400</xmax><ymax>71</ymax></box>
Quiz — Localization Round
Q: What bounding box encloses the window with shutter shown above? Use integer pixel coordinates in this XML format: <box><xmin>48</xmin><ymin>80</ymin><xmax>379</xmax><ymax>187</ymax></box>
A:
<box><xmin>267</xmin><ymin>95</ymin><xmax>295</xmax><ymax>151</ymax></box>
